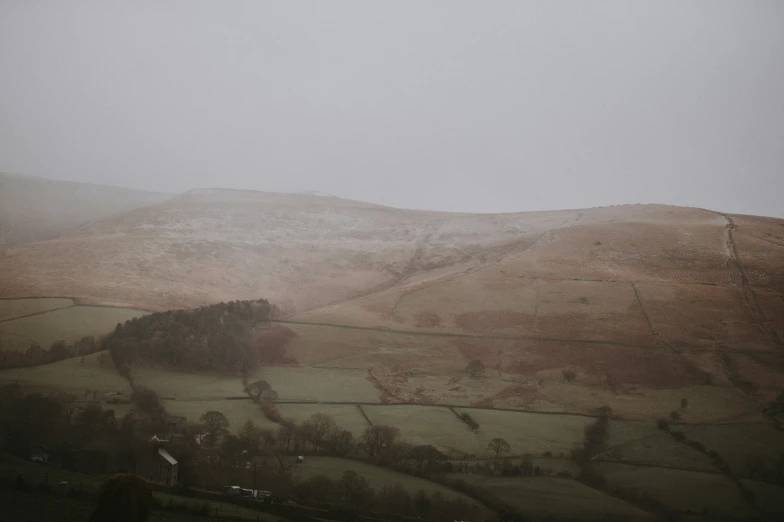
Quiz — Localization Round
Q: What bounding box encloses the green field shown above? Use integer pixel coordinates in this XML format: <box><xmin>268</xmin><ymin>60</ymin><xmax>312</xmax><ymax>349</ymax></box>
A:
<box><xmin>252</xmin><ymin>366</ymin><xmax>380</xmax><ymax>403</ymax></box>
<box><xmin>362</xmin><ymin>405</ymin><xmax>473</xmax><ymax>456</ymax></box>
<box><xmin>741</xmin><ymin>478</ymin><xmax>784</xmax><ymax>514</ymax></box>
<box><xmin>0</xmin><ymin>329</ymin><xmax>36</xmax><ymax>351</ymax></box>
<box><xmin>680</xmin><ymin>423</ymin><xmax>784</xmax><ymax>476</ymax></box>
<box><xmin>277</xmin><ymin>403</ymin><xmax>370</xmax><ymax>433</ymax></box>
<box><xmin>134</xmin><ymin>369</ymin><xmax>247</xmax><ymax>401</ymax></box>
<box><xmin>12</xmin><ymin>355</ymin><xmax>771</xmax><ymax>480</ymax></box>
<box><xmin>0</xmin><ymin>298</ymin><xmax>75</xmax><ymax>322</ymax></box>
<box><xmin>134</xmin><ymin>366</ymin><xmax>379</xmax><ymax>403</ymax></box>
<box><xmin>450</xmin><ymin>473</ymin><xmax>653</xmax><ymax>521</ymax></box>
<box><xmin>0</xmin><ymin>350</ymin><xmax>130</xmax><ymax>398</ymax></box>
<box><xmin>160</xmin><ymin>399</ymin><xmax>279</xmax><ymax>433</ymax></box>
<box><xmin>293</xmin><ymin>456</ymin><xmax>489</xmax><ymax>512</ymax></box>
<box><xmin>359</xmin><ymin>405</ymin><xmax>674</xmax><ymax>460</ymax></box>
<box><xmin>0</xmin><ymin>305</ymin><xmax>147</xmax><ymax>349</ymax></box>
<box><xmin>594</xmin><ymin>461</ymin><xmax>760</xmax><ymax>518</ymax></box>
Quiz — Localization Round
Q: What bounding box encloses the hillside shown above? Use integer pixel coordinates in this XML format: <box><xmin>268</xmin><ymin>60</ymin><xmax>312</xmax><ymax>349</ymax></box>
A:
<box><xmin>0</xmin><ymin>188</ymin><xmax>782</xmax><ymax>414</ymax></box>
<box><xmin>0</xmin><ymin>173</ymin><xmax>171</xmax><ymax>250</ymax></box>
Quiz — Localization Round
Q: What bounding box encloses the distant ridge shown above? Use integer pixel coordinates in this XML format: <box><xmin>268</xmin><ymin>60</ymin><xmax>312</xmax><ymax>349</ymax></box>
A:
<box><xmin>0</xmin><ymin>173</ymin><xmax>172</xmax><ymax>250</ymax></box>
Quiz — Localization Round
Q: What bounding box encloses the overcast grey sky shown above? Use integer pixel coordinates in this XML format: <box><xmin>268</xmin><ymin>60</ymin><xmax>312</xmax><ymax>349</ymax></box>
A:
<box><xmin>1</xmin><ymin>1</ymin><xmax>783</xmax><ymax>217</ymax></box>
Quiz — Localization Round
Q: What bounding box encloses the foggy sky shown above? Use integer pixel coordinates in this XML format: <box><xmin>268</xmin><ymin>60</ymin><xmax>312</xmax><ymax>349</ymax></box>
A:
<box><xmin>1</xmin><ymin>1</ymin><xmax>783</xmax><ymax>217</ymax></box>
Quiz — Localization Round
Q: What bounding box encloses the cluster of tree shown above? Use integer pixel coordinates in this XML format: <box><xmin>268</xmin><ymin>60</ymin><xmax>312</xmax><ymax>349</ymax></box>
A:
<box><xmin>106</xmin><ymin>299</ymin><xmax>275</xmax><ymax>375</ymax></box>
<box><xmin>0</xmin><ymin>384</ymin><xmax>167</xmax><ymax>474</ymax></box>
<box><xmin>458</xmin><ymin>412</ymin><xmax>479</xmax><ymax>431</ymax></box>
<box><xmin>0</xmin><ymin>335</ymin><xmax>100</xmax><ymax>370</ymax></box>
<box><xmin>197</xmin><ymin>411</ymin><xmax>454</xmax><ymax>478</ymax></box>
<box><xmin>571</xmin><ymin>407</ymin><xmax>611</xmax><ymax>466</ymax></box>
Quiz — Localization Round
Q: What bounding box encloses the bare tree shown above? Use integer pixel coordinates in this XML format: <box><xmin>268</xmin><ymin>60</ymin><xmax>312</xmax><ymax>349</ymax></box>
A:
<box><xmin>329</xmin><ymin>429</ymin><xmax>354</xmax><ymax>456</ymax></box>
<box><xmin>361</xmin><ymin>425</ymin><xmax>400</xmax><ymax>460</ymax></box>
<box><xmin>409</xmin><ymin>445</ymin><xmax>445</xmax><ymax>475</ymax></box>
<box><xmin>277</xmin><ymin>424</ymin><xmax>296</xmax><ymax>452</ymax></box>
<box><xmin>304</xmin><ymin>413</ymin><xmax>337</xmax><ymax>451</ymax></box>
<box><xmin>238</xmin><ymin>419</ymin><xmax>261</xmax><ymax>454</ymax></box>
<box><xmin>487</xmin><ymin>437</ymin><xmax>510</xmax><ymax>459</ymax></box>
<box><xmin>572</xmin><ymin>408</ymin><xmax>610</xmax><ymax>464</ymax></box>
<box><xmin>339</xmin><ymin>470</ymin><xmax>372</xmax><ymax>507</ymax></box>
<box><xmin>247</xmin><ymin>380</ymin><xmax>278</xmax><ymax>403</ymax></box>
<box><xmin>199</xmin><ymin>410</ymin><xmax>229</xmax><ymax>447</ymax></box>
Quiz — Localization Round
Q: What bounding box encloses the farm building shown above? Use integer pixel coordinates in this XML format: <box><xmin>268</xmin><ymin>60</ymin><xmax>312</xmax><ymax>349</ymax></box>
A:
<box><xmin>142</xmin><ymin>435</ymin><xmax>179</xmax><ymax>485</ymax></box>
<box><xmin>154</xmin><ymin>448</ymin><xmax>178</xmax><ymax>486</ymax></box>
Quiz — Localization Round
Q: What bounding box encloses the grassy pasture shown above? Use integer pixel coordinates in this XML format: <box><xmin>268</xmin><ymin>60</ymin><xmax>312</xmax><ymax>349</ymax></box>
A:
<box><xmin>282</xmin><ymin>322</ymin><xmax>763</xmax><ymax>423</ymax></box>
<box><xmin>0</xmin><ymin>350</ymin><xmax>130</xmax><ymax>398</ymax></box>
<box><xmin>599</xmin><ymin>431</ymin><xmax>715</xmax><ymax>471</ymax></box>
<box><xmin>160</xmin><ymin>399</ymin><xmax>279</xmax><ymax>433</ymax></box>
<box><xmin>361</xmin><ymin>405</ymin><xmax>473</xmax><ymax>456</ymax></box>
<box><xmin>680</xmin><ymin>423</ymin><xmax>784</xmax><ymax>476</ymax></box>
<box><xmin>276</xmin><ymin>403</ymin><xmax>370</xmax><ymax>433</ymax></box>
<box><xmin>594</xmin><ymin>462</ymin><xmax>758</xmax><ymax>518</ymax></box>
<box><xmin>292</xmin><ymin>456</ymin><xmax>488</xmax><ymax>512</ymax></box>
<box><xmin>540</xmin><ymin>382</ymin><xmax>763</xmax><ymax>424</ymax></box>
<box><xmin>449</xmin><ymin>473</ymin><xmax>653</xmax><ymax>521</ymax></box>
<box><xmin>134</xmin><ymin>366</ymin><xmax>380</xmax><ymax>403</ymax></box>
<box><xmin>0</xmin><ymin>305</ymin><xmax>147</xmax><ymax>349</ymax></box>
<box><xmin>134</xmin><ymin>369</ymin><xmax>246</xmax><ymax>401</ymax></box>
<box><xmin>740</xmin><ymin>479</ymin><xmax>784</xmax><ymax>514</ymax></box>
<box><xmin>252</xmin><ymin>366</ymin><xmax>380</xmax><ymax>403</ymax></box>
<box><xmin>452</xmin><ymin>407</ymin><xmax>590</xmax><ymax>457</ymax></box>
<box><xmin>0</xmin><ymin>329</ymin><xmax>35</xmax><ymax>351</ymax></box>
<box><xmin>0</xmin><ymin>298</ymin><xmax>74</xmax><ymax>322</ymax></box>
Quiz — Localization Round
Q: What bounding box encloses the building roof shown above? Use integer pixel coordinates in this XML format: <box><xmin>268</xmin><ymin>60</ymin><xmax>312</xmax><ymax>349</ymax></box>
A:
<box><xmin>158</xmin><ymin>448</ymin><xmax>178</xmax><ymax>466</ymax></box>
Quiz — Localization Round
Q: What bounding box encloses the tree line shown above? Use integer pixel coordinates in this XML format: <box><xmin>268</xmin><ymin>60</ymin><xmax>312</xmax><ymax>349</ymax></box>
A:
<box><xmin>107</xmin><ymin>299</ymin><xmax>277</xmax><ymax>376</ymax></box>
<box><xmin>0</xmin><ymin>335</ymin><xmax>102</xmax><ymax>370</ymax></box>
<box><xmin>0</xmin><ymin>299</ymin><xmax>287</xmax><ymax>373</ymax></box>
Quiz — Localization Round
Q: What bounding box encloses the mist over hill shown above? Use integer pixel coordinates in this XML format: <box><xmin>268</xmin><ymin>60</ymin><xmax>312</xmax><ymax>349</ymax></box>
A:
<box><xmin>0</xmin><ymin>177</ymin><xmax>782</xmax><ymax>407</ymax></box>
<box><xmin>0</xmin><ymin>173</ymin><xmax>171</xmax><ymax>250</ymax></box>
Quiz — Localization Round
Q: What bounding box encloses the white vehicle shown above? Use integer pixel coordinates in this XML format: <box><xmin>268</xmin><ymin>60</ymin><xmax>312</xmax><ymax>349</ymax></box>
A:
<box><xmin>222</xmin><ymin>485</ymin><xmax>241</xmax><ymax>496</ymax></box>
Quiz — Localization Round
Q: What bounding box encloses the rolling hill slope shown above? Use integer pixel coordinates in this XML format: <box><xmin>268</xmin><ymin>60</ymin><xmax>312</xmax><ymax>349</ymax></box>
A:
<box><xmin>0</xmin><ymin>185</ymin><xmax>781</xmax><ymax>414</ymax></box>
<box><xmin>0</xmin><ymin>173</ymin><xmax>171</xmax><ymax>250</ymax></box>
